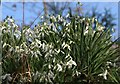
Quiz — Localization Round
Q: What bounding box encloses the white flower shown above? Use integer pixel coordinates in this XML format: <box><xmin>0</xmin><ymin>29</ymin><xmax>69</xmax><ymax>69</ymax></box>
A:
<box><xmin>70</xmin><ymin>41</ymin><xmax>74</xmax><ymax>44</ymax></box>
<box><xmin>55</xmin><ymin>49</ymin><xmax>60</xmax><ymax>54</ymax></box>
<box><xmin>97</xmin><ymin>26</ymin><xmax>105</xmax><ymax>31</ymax></box>
<box><xmin>1</xmin><ymin>26</ymin><xmax>6</xmax><ymax>30</ymax></box>
<box><xmin>0</xmin><ymin>62</ymin><xmax>2</xmax><ymax>65</ymax></box>
<box><xmin>66</xmin><ymin>13</ymin><xmax>69</xmax><ymax>18</ymax></box>
<box><xmin>19</xmin><ymin>48</ymin><xmax>24</xmax><ymax>52</ymax></box>
<box><xmin>66</xmin><ymin>23</ymin><xmax>70</xmax><ymax>27</ymax></box>
<box><xmin>42</xmin><ymin>43</ymin><xmax>45</xmax><ymax>50</ymax></box>
<box><xmin>3</xmin><ymin>43</ymin><xmax>6</xmax><ymax>48</ymax></box>
<box><xmin>60</xmin><ymin>18</ymin><xmax>63</xmax><ymax>22</ymax></box>
<box><xmin>63</xmin><ymin>22</ymin><xmax>66</xmax><ymax>26</ymax></box>
<box><xmin>78</xmin><ymin>2</ymin><xmax>82</xmax><ymax>6</ymax></box>
<box><xmin>93</xmin><ymin>30</ymin><xmax>95</xmax><ymax>34</ymax></box>
<box><xmin>14</xmin><ymin>30</ymin><xmax>21</xmax><ymax>38</ymax></box>
<box><xmin>50</xmin><ymin>16</ymin><xmax>56</xmax><ymax>22</ymax></box>
<box><xmin>53</xmin><ymin>58</ymin><xmax>56</xmax><ymax>63</ymax></box>
<box><xmin>36</xmin><ymin>50</ymin><xmax>41</xmax><ymax>56</ymax></box>
<box><xmin>43</xmin><ymin>22</ymin><xmax>47</xmax><ymax>26</ymax></box>
<box><xmin>48</xmin><ymin>64</ymin><xmax>52</xmax><ymax>69</ymax></box>
<box><xmin>58</xmin><ymin>15</ymin><xmax>61</xmax><ymax>20</ymax></box>
<box><xmin>28</xmin><ymin>29</ymin><xmax>33</xmax><ymax>34</ymax></box>
<box><xmin>65</xmin><ymin>53</ymin><xmax>71</xmax><ymax>59</ymax></box>
<box><xmin>92</xmin><ymin>17</ymin><xmax>95</xmax><ymax>23</ymax></box>
<box><xmin>66</xmin><ymin>59</ymin><xmax>77</xmax><ymax>69</ymax></box>
<box><xmin>12</xmin><ymin>23</ymin><xmax>18</xmax><ymax>28</ymax></box>
<box><xmin>82</xmin><ymin>18</ymin><xmax>85</xmax><ymax>20</ymax></box>
<box><xmin>61</xmin><ymin>50</ymin><xmax>65</xmax><ymax>54</ymax></box>
<box><xmin>106</xmin><ymin>61</ymin><xmax>112</xmax><ymax>66</ymax></box>
<box><xmin>111</xmin><ymin>28</ymin><xmax>115</xmax><ymax>32</ymax></box>
<box><xmin>41</xmin><ymin>16</ymin><xmax>44</xmax><ymax>19</ymax></box>
<box><xmin>35</xmin><ymin>39</ymin><xmax>41</xmax><ymax>45</ymax></box>
<box><xmin>56</xmin><ymin>64</ymin><xmax>62</xmax><ymax>72</ymax></box>
<box><xmin>9</xmin><ymin>47</ymin><xmax>13</xmax><ymax>52</ymax></box>
<box><xmin>98</xmin><ymin>70</ymin><xmax>108</xmax><ymax>80</ymax></box>
<box><xmin>86</xmin><ymin>26</ymin><xmax>89</xmax><ymax>30</ymax></box>
<box><xmin>84</xmin><ymin>30</ymin><xmax>88</xmax><ymax>35</ymax></box>
<box><xmin>95</xmin><ymin>18</ymin><xmax>97</xmax><ymax>21</ymax></box>
<box><xmin>7</xmin><ymin>17</ymin><xmax>14</xmax><ymax>23</ymax></box>
<box><xmin>75</xmin><ymin>71</ymin><xmax>81</xmax><ymax>76</ymax></box>
<box><xmin>62</xmin><ymin>42</ymin><xmax>71</xmax><ymax>51</ymax></box>
<box><xmin>48</xmin><ymin>70</ymin><xmax>54</xmax><ymax>78</ymax></box>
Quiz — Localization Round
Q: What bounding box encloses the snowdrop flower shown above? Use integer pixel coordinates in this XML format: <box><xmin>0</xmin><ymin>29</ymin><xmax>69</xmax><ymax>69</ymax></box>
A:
<box><xmin>1</xmin><ymin>26</ymin><xmax>6</xmax><ymax>31</ymax></box>
<box><xmin>53</xmin><ymin>58</ymin><xmax>56</xmax><ymax>63</ymax></box>
<box><xmin>62</xmin><ymin>42</ymin><xmax>65</xmax><ymax>47</ymax></box>
<box><xmin>78</xmin><ymin>2</ymin><xmax>82</xmax><ymax>6</ymax></box>
<box><xmin>91</xmin><ymin>30</ymin><xmax>96</xmax><ymax>36</ymax></box>
<box><xmin>50</xmin><ymin>16</ymin><xmax>56</xmax><ymax>22</ymax></box>
<box><xmin>57</xmin><ymin>15</ymin><xmax>61</xmax><ymax>20</ymax></box>
<box><xmin>48</xmin><ymin>64</ymin><xmax>52</xmax><ymax>69</ymax></box>
<box><xmin>45</xmin><ymin>52</ymin><xmax>50</xmax><ymax>58</ymax></box>
<box><xmin>88</xmin><ymin>18</ymin><xmax>90</xmax><ymax>22</ymax></box>
<box><xmin>11</xmin><ymin>23</ymin><xmax>18</xmax><ymax>28</ymax></box>
<box><xmin>7</xmin><ymin>17</ymin><xmax>14</xmax><ymax>23</ymax></box>
<box><xmin>9</xmin><ymin>47</ymin><xmax>13</xmax><ymax>52</ymax></box>
<box><xmin>75</xmin><ymin>25</ymin><xmax>77</xmax><ymax>28</ymax></box>
<box><xmin>95</xmin><ymin>18</ymin><xmax>97</xmax><ymax>22</ymax></box>
<box><xmin>66</xmin><ymin>23</ymin><xmax>71</xmax><ymax>27</ymax></box>
<box><xmin>56</xmin><ymin>64</ymin><xmax>62</xmax><ymax>72</ymax></box>
<box><xmin>14</xmin><ymin>30</ymin><xmax>21</xmax><ymax>38</ymax></box>
<box><xmin>19</xmin><ymin>48</ymin><xmax>24</xmax><ymax>52</ymax></box>
<box><xmin>92</xmin><ymin>17</ymin><xmax>95</xmax><ymax>23</ymax></box>
<box><xmin>97</xmin><ymin>26</ymin><xmax>105</xmax><ymax>31</ymax></box>
<box><xmin>41</xmin><ymin>16</ymin><xmax>44</xmax><ymax>19</ymax></box>
<box><xmin>0</xmin><ymin>62</ymin><xmax>2</xmax><ymax>65</ymax></box>
<box><xmin>2</xmin><ymin>74</ymin><xmax>12</xmax><ymax>81</ymax></box>
<box><xmin>3</xmin><ymin>43</ymin><xmax>7</xmax><ymax>48</ymax></box>
<box><xmin>60</xmin><ymin>18</ymin><xmax>63</xmax><ymax>22</ymax></box>
<box><xmin>50</xmin><ymin>23</ymin><xmax>57</xmax><ymax>32</ymax></box>
<box><xmin>55</xmin><ymin>49</ymin><xmax>60</xmax><ymax>54</ymax></box>
<box><xmin>66</xmin><ymin>13</ymin><xmax>69</xmax><ymax>18</ymax></box>
<box><xmin>36</xmin><ymin>50</ymin><xmax>42</xmax><ymax>56</ymax></box>
<box><xmin>42</xmin><ymin>43</ymin><xmax>45</xmax><ymax>51</ymax></box>
<box><xmin>106</xmin><ymin>61</ymin><xmax>112</xmax><ymax>66</ymax></box>
<box><xmin>48</xmin><ymin>70</ymin><xmax>54</xmax><ymax>78</ymax></box>
<box><xmin>61</xmin><ymin>50</ymin><xmax>65</xmax><ymax>54</ymax></box>
<box><xmin>76</xmin><ymin>71</ymin><xmax>81</xmax><ymax>76</ymax></box>
<box><xmin>42</xmin><ymin>43</ymin><xmax>49</xmax><ymax>52</ymax></box>
<box><xmin>25</xmin><ymin>29</ymin><xmax>33</xmax><ymax>35</ymax></box>
<box><xmin>93</xmin><ymin>30</ymin><xmax>95</xmax><ymax>34</ymax></box>
<box><xmin>43</xmin><ymin>22</ymin><xmax>47</xmax><ymax>26</ymax></box>
<box><xmin>65</xmin><ymin>53</ymin><xmax>71</xmax><ymax>59</ymax></box>
<box><xmin>62</xmin><ymin>42</ymin><xmax>71</xmax><ymax>51</ymax></box>
<box><xmin>70</xmin><ymin>40</ymin><xmax>74</xmax><ymax>44</ymax></box>
<box><xmin>66</xmin><ymin>59</ymin><xmax>77</xmax><ymax>69</ymax></box>
<box><xmin>35</xmin><ymin>39</ymin><xmax>42</xmax><ymax>45</ymax></box>
<box><xmin>82</xmin><ymin>18</ymin><xmax>85</xmax><ymax>21</ymax></box>
<box><xmin>98</xmin><ymin>70</ymin><xmax>108</xmax><ymax>80</ymax></box>
<box><xmin>63</xmin><ymin>22</ymin><xmax>66</xmax><ymax>26</ymax></box>
<box><xmin>84</xmin><ymin>30</ymin><xmax>88</xmax><ymax>35</ymax></box>
<box><xmin>111</xmin><ymin>28</ymin><xmax>115</xmax><ymax>32</ymax></box>
<box><xmin>15</xmin><ymin>46</ymin><xmax>19</xmax><ymax>52</ymax></box>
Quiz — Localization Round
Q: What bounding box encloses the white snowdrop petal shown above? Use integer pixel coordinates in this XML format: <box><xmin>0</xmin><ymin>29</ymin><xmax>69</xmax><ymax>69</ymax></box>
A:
<box><xmin>57</xmin><ymin>64</ymin><xmax>62</xmax><ymax>71</ymax></box>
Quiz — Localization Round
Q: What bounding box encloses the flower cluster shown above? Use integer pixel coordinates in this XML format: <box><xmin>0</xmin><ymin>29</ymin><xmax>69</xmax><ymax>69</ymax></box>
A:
<box><xmin>1</xmin><ymin>15</ymin><xmax>118</xmax><ymax>83</ymax></box>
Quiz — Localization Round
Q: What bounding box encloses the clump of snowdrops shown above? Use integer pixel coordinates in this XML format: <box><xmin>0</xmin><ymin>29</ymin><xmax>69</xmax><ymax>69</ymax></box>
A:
<box><xmin>1</xmin><ymin>15</ymin><xmax>120</xmax><ymax>84</ymax></box>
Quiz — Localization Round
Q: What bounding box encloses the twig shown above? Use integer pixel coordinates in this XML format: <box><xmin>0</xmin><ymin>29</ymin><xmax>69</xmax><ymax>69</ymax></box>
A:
<box><xmin>29</xmin><ymin>9</ymin><xmax>44</xmax><ymax>28</ymax></box>
<box><xmin>22</xmin><ymin>1</ymin><xmax>25</xmax><ymax>27</ymax></box>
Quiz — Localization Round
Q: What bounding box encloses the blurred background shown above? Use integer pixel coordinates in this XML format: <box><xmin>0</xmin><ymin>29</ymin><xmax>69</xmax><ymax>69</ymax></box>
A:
<box><xmin>1</xmin><ymin>1</ymin><xmax>119</xmax><ymax>41</ymax></box>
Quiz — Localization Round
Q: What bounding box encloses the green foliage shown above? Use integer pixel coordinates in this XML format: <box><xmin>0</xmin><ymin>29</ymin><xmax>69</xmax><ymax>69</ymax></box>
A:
<box><xmin>1</xmin><ymin>15</ymin><xmax>120</xmax><ymax>84</ymax></box>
